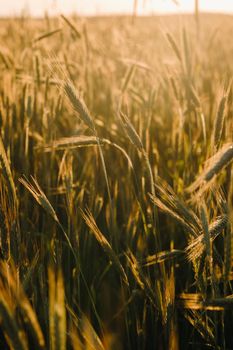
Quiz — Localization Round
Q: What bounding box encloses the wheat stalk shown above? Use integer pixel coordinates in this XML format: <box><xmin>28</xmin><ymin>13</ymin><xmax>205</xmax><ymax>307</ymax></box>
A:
<box><xmin>213</xmin><ymin>94</ymin><xmax>227</xmax><ymax>150</ymax></box>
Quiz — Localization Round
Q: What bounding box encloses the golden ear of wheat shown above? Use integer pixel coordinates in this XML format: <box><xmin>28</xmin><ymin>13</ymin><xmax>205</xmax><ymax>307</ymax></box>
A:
<box><xmin>186</xmin><ymin>215</ymin><xmax>228</xmax><ymax>261</ymax></box>
<box><xmin>63</xmin><ymin>81</ymin><xmax>95</xmax><ymax>132</ymax></box>
<box><xmin>19</xmin><ymin>176</ymin><xmax>59</xmax><ymax>223</ymax></box>
<box><xmin>119</xmin><ymin>112</ymin><xmax>143</xmax><ymax>151</ymax></box>
<box><xmin>81</xmin><ymin>208</ymin><xmax>129</xmax><ymax>286</ymax></box>
<box><xmin>186</xmin><ymin>143</ymin><xmax>233</xmax><ymax>196</ymax></box>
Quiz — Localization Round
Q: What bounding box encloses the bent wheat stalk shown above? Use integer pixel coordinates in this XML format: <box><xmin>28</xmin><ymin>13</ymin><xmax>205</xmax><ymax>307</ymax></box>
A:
<box><xmin>47</xmin><ymin>54</ymin><xmax>115</xmax><ymax>233</ymax></box>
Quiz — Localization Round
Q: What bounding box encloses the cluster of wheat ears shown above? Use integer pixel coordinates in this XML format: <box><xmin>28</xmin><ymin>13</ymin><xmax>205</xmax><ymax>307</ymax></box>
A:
<box><xmin>0</xmin><ymin>13</ymin><xmax>232</xmax><ymax>350</ymax></box>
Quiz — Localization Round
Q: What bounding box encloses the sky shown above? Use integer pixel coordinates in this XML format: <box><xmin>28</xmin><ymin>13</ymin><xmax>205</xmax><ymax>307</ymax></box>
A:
<box><xmin>0</xmin><ymin>0</ymin><xmax>233</xmax><ymax>17</ymax></box>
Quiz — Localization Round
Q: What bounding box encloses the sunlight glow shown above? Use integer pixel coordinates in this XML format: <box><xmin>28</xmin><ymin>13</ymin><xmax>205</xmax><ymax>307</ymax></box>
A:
<box><xmin>0</xmin><ymin>0</ymin><xmax>233</xmax><ymax>17</ymax></box>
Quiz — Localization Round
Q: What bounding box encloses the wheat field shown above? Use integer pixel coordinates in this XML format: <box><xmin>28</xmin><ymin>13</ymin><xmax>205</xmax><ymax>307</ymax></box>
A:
<box><xmin>0</xmin><ymin>12</ymin><xmax>233</xmax><ymax>349</ymax></box>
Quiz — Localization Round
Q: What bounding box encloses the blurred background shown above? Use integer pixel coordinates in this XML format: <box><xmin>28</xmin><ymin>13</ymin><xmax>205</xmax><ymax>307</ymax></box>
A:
<box><xmin>0</xmin><ymin>0</ymin><xmax>233</xmax><ymax>17</ymax></box>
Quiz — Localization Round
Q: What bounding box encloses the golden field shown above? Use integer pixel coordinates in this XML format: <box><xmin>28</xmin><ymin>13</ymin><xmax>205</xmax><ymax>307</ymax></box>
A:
<box><xmin>0</xmin><ymin>13</ymin><xmax>233</xmax><ymax>349</ymax></box>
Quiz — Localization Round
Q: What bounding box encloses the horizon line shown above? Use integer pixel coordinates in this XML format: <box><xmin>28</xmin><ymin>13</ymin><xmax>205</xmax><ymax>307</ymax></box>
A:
<box><xmin>0</xmin><ymin>10</ymin><xmax>233</xmax><ymax>19</ymax></box>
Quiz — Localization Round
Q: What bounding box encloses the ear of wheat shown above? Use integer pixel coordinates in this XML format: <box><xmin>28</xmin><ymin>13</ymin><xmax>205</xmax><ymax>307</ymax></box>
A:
<box><xmin>187</xmin><ymin>143</ymin><xmax>233</xmax><ymax>196</ymax></box>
